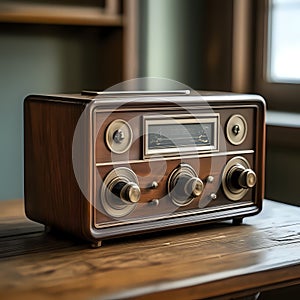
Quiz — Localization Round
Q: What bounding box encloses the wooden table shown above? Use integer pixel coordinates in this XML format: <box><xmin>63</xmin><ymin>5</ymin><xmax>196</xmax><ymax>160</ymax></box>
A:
<box><xmin>0</xmin><ymin>199</ymin><xmax>300</xmax><ymax>300</ymax></box>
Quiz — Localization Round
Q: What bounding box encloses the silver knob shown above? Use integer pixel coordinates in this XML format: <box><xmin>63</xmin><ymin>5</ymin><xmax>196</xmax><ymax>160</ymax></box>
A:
<box><xmin>168</xmin><ymin>164</ymin><xmax>203</xmax><ymax>206</ymax></box>
<box><xmin>210</xmin><ymin>193</ymin><xmax>217</xmax><ymax>200</ymax></box>
<box><xmin>151</xmin><ymin>181</ymin><xmax>159</xmax><ymax>189</ymax></box>
<box><xmin>112</xmin><ymin>181</ymin><xmax>141</xmax><ymax>204</ymax></box>
<box><xmin>149</xmin><ymin>199</ymin><xmax>159</xmax><ymax>206</ymax></box>
<box><xmin>173</xmin><ymin>174</ymin><xmax>204</xmax><ymax>199</ymax></box>
<box><xmin>206</xmin><ymin>175</ymin><xmax>214</xmax><ymax>183</ymax></box>
<box><xmin>184</xmin><ymin>177</ymin><xmax>204</xmax><ymax>198</ymax></box>
<box><xmin>232</xmin><ymin>124</ymin><xmax>240</xmax><ymax>136</ymax></box>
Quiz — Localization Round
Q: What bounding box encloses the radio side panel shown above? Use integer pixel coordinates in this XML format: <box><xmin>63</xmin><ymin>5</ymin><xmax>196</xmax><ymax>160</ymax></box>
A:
<box><xmin>254</xmin><ymin>98</ymin><xmax>266</xmax><ymax>210</ymax></box>
<box><xmin>24</xmin><ymin>96</ymin><xmax>93</xmax><ymax>241</ymax></box>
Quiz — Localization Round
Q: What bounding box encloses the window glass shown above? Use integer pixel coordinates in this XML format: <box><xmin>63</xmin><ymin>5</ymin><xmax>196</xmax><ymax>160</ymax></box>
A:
<box><xmin>268</xmin><ymin>0</ymin><xmax>300</xmax><ymax>83</ymax></box>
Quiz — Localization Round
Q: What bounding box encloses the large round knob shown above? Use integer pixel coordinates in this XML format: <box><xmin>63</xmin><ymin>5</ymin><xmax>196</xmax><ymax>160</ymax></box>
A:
<box><xmin>111</xmin><ymin>181</ymin><xmax>141</xmax><ymax>204</ymax></box>
<box><xmin>227</xmin><ymin>164</ymin><xmax>257</xmax><ymax>191</ymax></box>
<box><xmin>222</xmin><ymin>157</ymin><xmax>257</xmax><ymax>201</ymax></box>
<box><xmin>177</xmin><ymin>175</ymin><xmax>204</xmax><ymax>198</ymax></box>
<box><xmin>168</xmin><ymin>164</ymin><xmax>203</xmax><ymax>206</ymax></box>
<box><xmin>101</xmin><ymin>168</ymin><xmax>140</xmax><ymax>218</ymax></box>
<box><xmin>238</xmin><ymin>168</ymin><xmax>257</xmax><ymax>189</ymax></box>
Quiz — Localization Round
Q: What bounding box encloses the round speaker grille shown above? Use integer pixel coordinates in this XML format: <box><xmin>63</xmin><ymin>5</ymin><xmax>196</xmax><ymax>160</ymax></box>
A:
<box><xmin>226</xmin><ymin>114</ymin><xmax>247</xmax><ymax>145</ymax></box>
<box><xmin>105</xmin><ymin>119</ymin><xmax>133</xmax><ymax>154</ymax></box>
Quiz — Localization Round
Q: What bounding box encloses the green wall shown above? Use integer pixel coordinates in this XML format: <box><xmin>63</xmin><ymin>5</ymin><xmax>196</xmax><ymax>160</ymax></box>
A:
<box><xmin>0</xmin><ymin>1</ymin><xmax>205</xmax><ymax>200</ymax></box>
<box><xmin>0</xmin><ymin>25</ymin><xmax>106</xmax><ymax>200</ymax></box>
<box><xmin>140</xmin><ymin>0</ymin><xmax>204</xmax><ymax>88</ymax></box>
<box><xmin>0</xmin><ymin>27</ymin><xmax>63</xmax><ymax>200</ymax></box>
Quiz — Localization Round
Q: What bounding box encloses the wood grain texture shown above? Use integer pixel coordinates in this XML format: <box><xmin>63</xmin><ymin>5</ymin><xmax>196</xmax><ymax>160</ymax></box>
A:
<box><xmin>0</xmin><ymin>199</ymin><xmax>299</xmax><ymax>300</ymax></box>
<box><xmin>24</xmin><ymin>96</ymin><xmax>94</xmax><ymax>242</ymax></box>
<box><xmin>0</xmin><ymin>2</ymin><xmax>123</xmax><ymax>26</ymax></box>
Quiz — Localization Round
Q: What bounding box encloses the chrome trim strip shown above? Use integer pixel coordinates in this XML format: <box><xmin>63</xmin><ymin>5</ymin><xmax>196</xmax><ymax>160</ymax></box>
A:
<box><xmin>95</xmin><ymin>150</ymin><xmax>255</xmax><ymax>167</ymax></box>
<box><xmin>94</xmin><ymin>104</ymin><xmax>258</xmax><ymax>114</ymax></box>
<box><xmin>94</xmin><ymin>201</ymin><xmax>255</xmax><ymax>229</ymax></box>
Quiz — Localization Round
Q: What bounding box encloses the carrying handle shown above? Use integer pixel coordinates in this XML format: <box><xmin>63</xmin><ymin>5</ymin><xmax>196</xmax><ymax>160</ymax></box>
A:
<box><xmin>81</xmin><ymin>90</ymin><xmax>191</xmax><ymax>96</ymax></box>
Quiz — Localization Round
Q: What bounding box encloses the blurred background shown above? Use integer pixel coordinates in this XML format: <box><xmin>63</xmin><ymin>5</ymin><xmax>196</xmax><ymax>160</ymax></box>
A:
<box><xmin>0</xmin><ymin>0</ymin><xmax>299</xmax><ymax>208</ymax></box>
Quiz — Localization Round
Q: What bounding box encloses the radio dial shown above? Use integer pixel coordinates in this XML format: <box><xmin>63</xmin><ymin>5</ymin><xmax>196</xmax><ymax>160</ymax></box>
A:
<box><xmin>168</xmin><ymin>164</ymin><xmax>203</xmax><ymax>206</ymax></box>
<box><xmin>101</xmin><ymin>168</ymin><xmax>140</xmax><ymax>218</ymax></box>
<box><xmin>222</xmin><ymin>157</ymin><xmax>257</xmax><ymax>201</ymax></box>
<box><xmin>238</xmin><ymin>168</ymin><xmax>256</xmax><ymax>189</ymax></box>
<box><xmin>111</xmin><ymin>181</ymin><xmax>141</xmax><ymax>204</ymax></box>
<box><xmin>227</xmin><ymin>164</ymin><xmax>257</xmax><ymax>191</ymax></box>
<box><xmin>182</xmin><ymin>176</ymin><xmax>204</xmax><ymax>198</ymax></box>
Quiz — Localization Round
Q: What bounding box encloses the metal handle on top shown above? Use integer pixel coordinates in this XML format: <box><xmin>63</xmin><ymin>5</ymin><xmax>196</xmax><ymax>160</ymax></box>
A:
<box><xmin>81</xmin><ymin>90</ymin><xmax>191</xmax><ymax>96</ymax></box>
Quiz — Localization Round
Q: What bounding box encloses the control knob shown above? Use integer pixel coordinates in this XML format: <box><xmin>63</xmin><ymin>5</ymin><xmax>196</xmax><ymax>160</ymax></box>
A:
<box><xmin>222</xmin><ymin>157</ymin><xmax>257</xmax><ymax>201</ymax></box>
<box><xmin>101</xmin><ymin>167</ymin><xmax>140</xmax><ymax>218</ymax></box>
<box><xmin>111</xmin><ymin>181</ymin><xmax>141</xmax><ymax>204</ymax></box>
<box><xmin>175</xmin><ymin>175</ymin><xmax>203</xmax><ymax>198</ymax></box>
<box><xmin>168</xmin><ymin>164</ymin><xmax>204</xmax><ymax>206</ymax></box>
<box><xmin>226</xmin><ymin>164</ymin><xmax>256</xmax><ymax>192</ymax></box>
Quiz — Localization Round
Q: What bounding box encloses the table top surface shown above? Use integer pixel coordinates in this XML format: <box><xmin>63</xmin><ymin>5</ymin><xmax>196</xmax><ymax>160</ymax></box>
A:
<box><xmin>0</xmin><ymin>199</ymin><xmax>300</xmax><ymax>300</ymax></box>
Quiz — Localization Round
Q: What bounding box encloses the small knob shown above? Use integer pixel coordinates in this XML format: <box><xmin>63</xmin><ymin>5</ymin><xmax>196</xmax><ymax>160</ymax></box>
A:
<box><xmin>113</xmin><ymin>129</ymin><xmax>125</xmax><ymax>144</ymax></box>
<box><xmin>112</xmin><ymin>181</ymin><xmax>141</xmax><ymax>204</ymax></box>
<box><xmin>210</xmin><ymin>193</ymin><xmax>217</xmax><ymax>200</ymax></box>
<box><xmin>151</xmin><ymin>181</ymin><xmax>159</xmax><ymax>189</ymax></box>
<box><xmin>232</xmin><ymin>124</ymin><xmax>240</xmax><ymax>136</ymax></box>
<box><xmin>206</xmin><ymin>175</ymin><xmax>214</xmax><ymax>183</ymax></box>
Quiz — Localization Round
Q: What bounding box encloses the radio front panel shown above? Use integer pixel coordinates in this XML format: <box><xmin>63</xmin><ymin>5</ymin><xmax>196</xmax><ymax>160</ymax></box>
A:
<box><xmin>92</xmin><ymin>105</ymin><xmax>259</xmax><ymax>232</ymax></box>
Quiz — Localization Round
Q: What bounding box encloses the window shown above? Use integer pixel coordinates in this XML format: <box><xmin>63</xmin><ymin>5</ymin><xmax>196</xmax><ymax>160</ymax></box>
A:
<box><xmin>254</xmin><ymin>0</ymin><xmax>300</xmax><ymax>206</ymax></box>
<box><xmin>255</xmin><ymin>0</ymin><xmax>300</xmax><ymax>112</ymax></box>
<box><xmin>268</xmin><ymin>0</ymin><xmax>300</xmax><ymax>83</ymax></box>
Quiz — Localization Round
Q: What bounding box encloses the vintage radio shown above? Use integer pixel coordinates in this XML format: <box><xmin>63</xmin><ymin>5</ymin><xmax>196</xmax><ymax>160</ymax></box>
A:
<box><xmin>24</xmin><ymin>90</ymin><xmax>265</xmax><ymax>247</ymax></box>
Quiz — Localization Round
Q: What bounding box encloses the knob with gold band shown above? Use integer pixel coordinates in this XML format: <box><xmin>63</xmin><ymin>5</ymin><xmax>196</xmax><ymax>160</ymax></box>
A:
<box><xmin>168</xmin><ymin>163</ymin><xmax>204</xmax><ymax>206</ymax></box>
<box><xmin>238</xmin><ymin>168</ymin><xmax>257</xmax><ymax>189</ymax></box>
<box><xmin>226</xmin><ymin>164</ymin><xmax>257</xmax><ymax>191</ymax></box>
<box><xmin>101</xmin><ymin>167</ymin><xmax>140</xmax><ymax>218</ymax></box>
<box><xmin>111</xmin><ymin>181</ymin><xmax>141</xmax><ymax>204</ymax></box>
<box><xmin>222</xmin><ymin>157</ymin><xmax>257</xmax><ymax>201</ymax></box>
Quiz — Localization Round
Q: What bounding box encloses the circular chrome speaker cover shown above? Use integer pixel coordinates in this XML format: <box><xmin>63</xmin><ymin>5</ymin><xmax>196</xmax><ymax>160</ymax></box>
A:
<box><xmin>105</xmin><ymin>119</ymin><xmax>133</xmax><ymax>154</ymax></box>
<box><xmin>226</xmin><ymin>114</ymin><xmax>247</xmax><ymax>145</ymax></box>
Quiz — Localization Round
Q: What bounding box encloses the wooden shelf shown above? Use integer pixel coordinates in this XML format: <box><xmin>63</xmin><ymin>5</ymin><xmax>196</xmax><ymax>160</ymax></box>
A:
<box><xmin>0</xmin><ymin>2</ymin><xmax>123</xmax><ymax>26</ymax></box>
